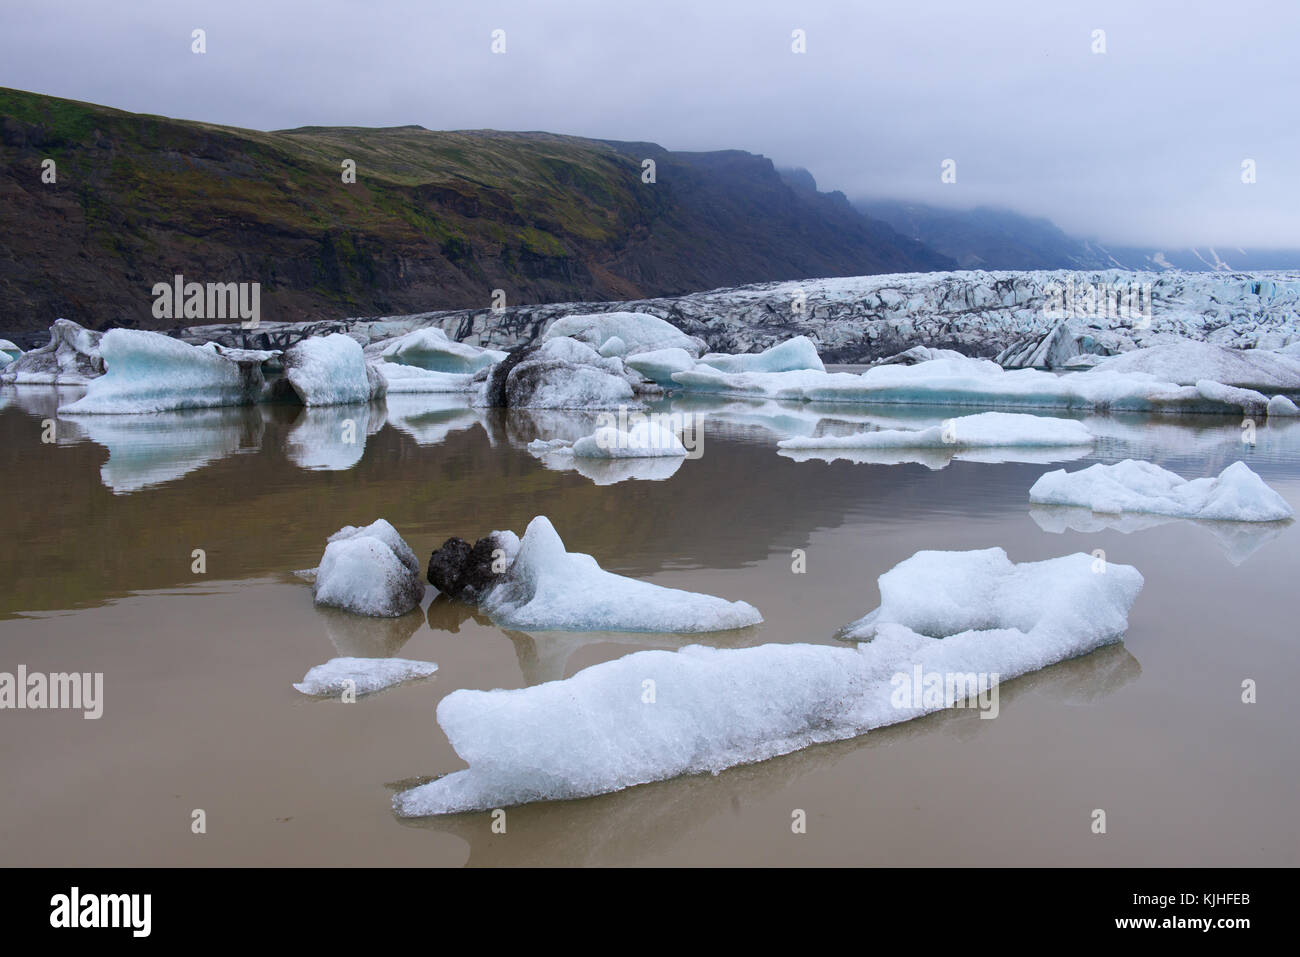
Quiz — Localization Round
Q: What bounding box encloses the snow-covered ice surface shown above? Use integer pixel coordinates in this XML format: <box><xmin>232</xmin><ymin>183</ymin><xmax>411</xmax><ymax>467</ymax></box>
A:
<box><xmin>395</xmin><ymin>547</ymin><xmax>1143</xmax><ymax>815</ymax></box>
<box><xmin>59</xmin><ymin>330</ymin><xmax>270</xmax><ymax>414</ymax></box>
<box><xmin>479</xmin><ymin>516</ymin><xmax>761</xmax><ymax>632</ymax></box>
<box><xmin>282</xmin><ymin>334</ymin><xmax>383</xmax><ymax>406</ymax></box>
<box><xmin>1029</xmin><ymin>460</ymin><xmax>1295</xmax><ymax>522</ymax></box>
<box><xmin>293</xmin><ymin>657</ymin><xmax>437</xmax><ymax>696</ymax></box>
<box><xmin>311</xmin><ymin>519</ymin><xmax>426</xmax><ymax>616</ymax></box>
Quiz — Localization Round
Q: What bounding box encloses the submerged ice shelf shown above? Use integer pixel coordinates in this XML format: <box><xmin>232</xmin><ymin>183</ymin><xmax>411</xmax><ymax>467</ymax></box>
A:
<box><xmin>394</xmin><ymin>547</ymin><xmax>1143</xmax><ymax>815</ymax></box>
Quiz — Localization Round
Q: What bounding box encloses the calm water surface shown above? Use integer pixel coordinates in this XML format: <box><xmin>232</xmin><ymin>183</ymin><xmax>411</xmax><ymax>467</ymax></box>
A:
<box><xmin>1</xmin><ymin>379</ymin><xmax>1298</xmax><ymax>866</ymax></box>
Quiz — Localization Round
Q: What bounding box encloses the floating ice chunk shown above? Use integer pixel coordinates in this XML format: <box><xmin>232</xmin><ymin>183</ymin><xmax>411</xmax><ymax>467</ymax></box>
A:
<box><xmin>672</xmin><ymin>355</ymin><xmax>1273</xmax><ymax>416</ymax></box>
<box><xmin>293</xmin><ymin>656</ymin><xmax>437</xmax><ymax>696</ymax></box>
<box><xmin>281</xmin><ymin>334</ymin><xmax>382</xmax><ymax>406</ymax></box>
<box><xmin>872</xmin><ymin>346</ymin><xmax>970</xmax><ymax>366</ymax></box>
<box><xmin>59</xmin><ymin>329</ymin><xmax>267</xmax><ymax>414</ymax></box>
<box><xmin>0</xmin><ymin>339</ymin><xmax>22</xmax><ymax>364</ymax></box>
<box><xmin>1091</xmin><ymin>341</ymin><xmax>1300</xmax><ymax>391</ymax></box>
<box><xmin>377</xmin><ymin>362</ymin><xmax>476</xmax><ymax>393</ymax></box>
<box><xmin>543</xmin><ymin>311</ymin><xmax>704</xmax><ymax>357</ymax></box>
<box><xmin>1268</xmin><ymin>394</ymin><xmax>1300</xmax><ymax>416</ymax></box>
<box><xmin>597</xmin><ymin>336</ymin><xmax>628</xmax><ymax>357</ymax></box>
<box><xmin>0</xmin><ymin>319</ymin><xmax>103</xmax><ymax>385</ymax></box>
<box><xmin>479</xmin><ymin>338</ymin><xmax>636</xmax><ymax>409</ymax></box>
<box><xmin>778</xmin><ymin>412</ymin><xmax>1092</xmax><ymax>454</ymax></box>
<box><xmin>375</xmin><ymin>327</ymin><xmax>505</xmax><ymax>374</ymax></box>
<box><xmin>624</xmin><ymin>347</ymin><xmax>697</xmax><ymax>386</ymax></box>
<box><xmin>527</xmin><ymin>440</ymin><xmax>685</xmax><ymax>484</ymax></box>
<box><xmin>571</xmin><ymin>420</ymin><xmax>687</xmax><ymax>458</ymax></box>
<box><xmin>311</xmin><ymin>519</ymin><xmax>426</xmax><ymax>616</ymax></box>
<box><xmin>395</xmin><ymin>547</ymin><xmax>1142</xmax><ymax>815</ymax></box>
<box><xmin>480</xmin><ymin>516</ymin><xmax>761</xmax><ymax>632</ymax></box>
<box><xmin>697</xmin><ymin>336</ymin><xmax>825</xmax><ymax>374</ymax></box>
<box><xmin>1029</xmin><ymin>460</ymin><xmax>1294</xmax><ymax>522</ymax></box>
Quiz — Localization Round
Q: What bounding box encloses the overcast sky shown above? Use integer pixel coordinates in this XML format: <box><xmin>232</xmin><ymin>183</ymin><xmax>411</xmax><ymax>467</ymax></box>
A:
<box><xmin>2</xmin><ymin>0</ymin><xmax>1296</xmax><ymax>247</ymax></box>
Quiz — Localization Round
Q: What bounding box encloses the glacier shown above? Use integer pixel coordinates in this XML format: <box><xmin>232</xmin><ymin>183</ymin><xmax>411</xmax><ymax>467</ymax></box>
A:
<box><xmin>394</xmin><ymin>547</ymin><xmax>1143</xmax><ymax>815</ymax></box>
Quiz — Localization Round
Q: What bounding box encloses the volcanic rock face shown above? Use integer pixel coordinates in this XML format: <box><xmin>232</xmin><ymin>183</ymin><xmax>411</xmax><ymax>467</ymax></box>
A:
<box><xmin>427</xmin><ymin>534</ymin><xmax>516</xmax><ymax>600</ymax></box>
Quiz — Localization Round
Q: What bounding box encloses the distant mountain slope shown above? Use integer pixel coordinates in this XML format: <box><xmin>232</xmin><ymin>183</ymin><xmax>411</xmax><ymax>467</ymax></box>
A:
<box><xmin>857</xmin><ymin>199</ymin><xmax>1300</xmax><ymax>273</ymax></box>
<box><xmin>0</xmin><ymin>87</ymin><xmax>952</xmax><ymax>336</ymax></box>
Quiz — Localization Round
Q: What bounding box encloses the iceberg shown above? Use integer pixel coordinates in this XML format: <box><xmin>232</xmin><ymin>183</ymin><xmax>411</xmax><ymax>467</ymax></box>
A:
<box><xmin>377</xmin><ymin>362</ymin><xmax>476</xmax><ymax>393</ymax></box>
<box><xmin>311</xmin><ymin>519</ymin><xmax>426</xmax><ymax>617</ymax></box>
<box><xmin>536</xmin><ymin>420</ymin><xmax>689</xmax><ymax>459</ymax></box>
<box><xmin>697</xmin><ymin>336</ymin><xmax>826</xmax><ymax>374</ymax></box>
<box><xmin>280</xmin><ymin>333</ymin><xmax>384</xmax><ymax>406</ymax></box>
<box><xmin>672</xmin><ymin>354</ymin><xmax>1275</xmax><ymax>416</ymax></box>
<box><xmin>58</xmin><ymin>330</ymin><xmax>272</xmax><ymax>414</ymax></box>
<box><xmin>778</xmin><ymin>412</ymin><xmax>1092</xmax><ymax>452</ymax></box>
<box><xmin>478</xmin><ymin>338</ymin><xmax>638</xmax><ymax>409</ymax></box>
<box><xmin>480</xmin><ymin>516</ymin><xmax>762</xmax><ymax>632</ymax></box>
<box><xmin>373</xmin><ymin>327</ymin><xmax>505</xmax><ymax>374</ymax></box>
<box><xmin>624</xmin><ymin>347</ymin><xmax>698</xmax><ymax>386</ymax></box>
<box><xmin>1268</xmin><ymin>395</ymin><xmax>1300</xmax><ymax>416</ymax></box>
<box><xmin>0</xmin><ymin>339</ymin><xmax>22</xmax><ymax>364</ymax></box>
<box><xmin>1090</xmin><ymin>341</ymin><xmax>1300</xmax><ymax>391</ymax></box>
<box><xmin>394</xmin><ymin>547</ymin><xmax>1142</xmax><ymax>815</ymax></box>
<box><xmin>542</xmin><ymin>311</ymin><xmax>705</xmax><ymax>357</ymax></box>
<box><xmin>1029</xmin><ymin>460</ymin><xmax>1295</xmax><ymax>522</ymax></box>
<box><xmin>293</xmin><ymin>656</ymin><xmax>437</xmax><ymax>696</ymax></box>
<box><xmin>0</xmin><ymin>319</ymin><xmax>103</xmax><ymax>385</ymax></box>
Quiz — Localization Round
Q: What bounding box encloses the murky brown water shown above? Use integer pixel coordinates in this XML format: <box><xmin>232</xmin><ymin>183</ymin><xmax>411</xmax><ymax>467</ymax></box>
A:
<box><xmin>2</xmin><ymin>382</ymin><xmax>1298</xmax><ymax>866</ymax></box>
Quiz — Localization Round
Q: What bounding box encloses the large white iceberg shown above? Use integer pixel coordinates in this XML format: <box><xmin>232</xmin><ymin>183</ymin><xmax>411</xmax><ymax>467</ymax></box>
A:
<box><xmin>1029</xmin><ymin>460</ymin><xmax>1295</xmax><ymax>522</ymax></box>
<box><xmin>281</xmin><ymin>333</ymin><xmax>384</xmax><ymax>406</ymax></box>
<box><xmin>293</xmin><ymin>656</ymin><xmax>438</xmax><ymax>696</ymax></box>
<box><xmin>395</xmin><ymin>547</ymin><xmax>1142</xmax><ymax>815</ymax></box>
<box><xmin>624</xmin><ymin>347</ymin><xmax>697</xmax><ymax>386</ymax></box>
<box><xmin>373</xmin><ymin>327</ymin><xmax>505</xmax><ymax>374</ymax></box>
<box><xmin>59</xmin><ymin>330</ymin><xmax>272</xmax><ymax>414</ymax></box>
<box><xmin>778</xmin><ymin>412</ymin><xmax>1092</xmax><ymax>452</ymax></box>
<box><xmin>376</xmin><ymin>362</ymin><xmax>476</xmax><ymax>393</ymax></box>
<box><xmin>542</xmin><ymin>311</ymin><xmax>704</xmax><ymax>357</ymax></box>
<box><xmin>311</xmin><ymin>519</ymin><xmax>426</xmax><ymax>616</ymax></box>
<box><xmin>480</xmin><ymin>516</ymin><xmax>761</xmax><ymax>632</ymax></box>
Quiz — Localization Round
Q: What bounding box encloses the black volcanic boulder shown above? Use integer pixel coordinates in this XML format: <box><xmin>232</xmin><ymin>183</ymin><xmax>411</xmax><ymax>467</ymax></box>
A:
<box><xmin>427</xmin><ymin>534</ymin><xmax>513</xmax><ymax>600</ymax></box>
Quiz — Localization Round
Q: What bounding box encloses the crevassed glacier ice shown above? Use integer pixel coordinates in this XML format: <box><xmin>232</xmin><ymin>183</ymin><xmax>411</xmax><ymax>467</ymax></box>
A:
<box><xmin>1029</xmin><ymin>460</ymin><xmax>1295</xmax><ymax>522</ymax></box>
<box><xmin>311</xmin><ymin>519</ymin><xmax>426</xmax><ymax>616</ymax></box>
<box><xmin>58</xmin><ymin>329</ymin><xmax>270</xmax><ymax>414</ymax></box>
<box><xmin>293</xmin><ymin>656</ymin><xmax>437</xmax><ymax>696</ymax></box>
<box><xmin>394</xmin><ymin>547</ymin><xmax>1143</xmax><ymax>815</ymax></box>
<box><xmin>543</xmin><ymin>311</ymin><xmax>705</xmax><ymax>357</ymax></box>
<box><xmin>778</xmin><ymin>412</ymin><xmax>1093</xmax><ymax>452</ymax></box>
<box><xmin>480</xmin><ymin>516</ymin><xmax>761</xmax><ymax>632</ymax></box>
<box><xmin>373</xmin><ymin>327</ymin><xmax>505</xmax><ymax>374</ymax></box>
